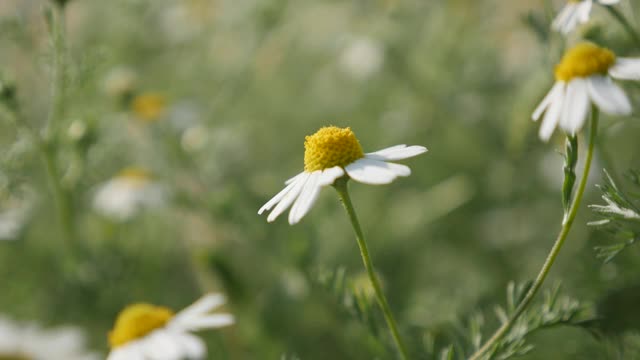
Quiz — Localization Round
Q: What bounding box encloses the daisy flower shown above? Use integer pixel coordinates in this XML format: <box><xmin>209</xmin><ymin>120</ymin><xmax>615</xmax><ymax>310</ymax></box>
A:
<box><xmin>0</xmin><ymin>316</ymin><xmax>98</xmax><ymax>360</ymax></box>
<box><xmin>131</xmin><ymin>92</ymin><xmax>167</xmax><ymax>122</ymax></box>
<box><xmin>552</xmin><ymin>0</ymin><xmax>620</xmax><ymax>35</ymax></box>
<box><xmin>108</xmin><ymin>293</ymin><xmax>234</xmax><ymax>360</ymax></box>
<box><xmin>532</xmin><ymin>42</ymin><xmax>640</xmax><ymax>141</ymax></box>
<box><xmin>258</xmin><ymin>126</ymin><xmax>427</xmax><ymax>224</ymax></box>
<box><xmin>92</xmin><ymin>167</ymin><xmax>167</xmax><ymax>221</ymax></box>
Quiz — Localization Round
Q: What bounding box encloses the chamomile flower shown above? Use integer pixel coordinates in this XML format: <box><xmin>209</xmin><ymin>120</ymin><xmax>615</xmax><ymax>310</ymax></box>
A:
<box><xmin>0</xmin><ymin>316</ymin><xmax>98</xmax><ymax>360</ymax></box>
<box><xmin>92</xmin><ymin>167</ymin><xmax>166</xmax><ymax>221</ymax></box>
<box><xmin>107</xmin><ymin>294</ymin><xmax>234</xmax><ymax>360</ymax></box>
<box><xmin>258</xmin><ymin>126</ymin><xmax>427</xmax><ymax>224</ymax></box>
<box><xmin>532</xmin><ymin>42</ymin><xmax>640</xmax><ymax>141</ymax></box>
<box><xmin>552</xmin><ymin>0</ymin><xmax>620</xmax><ymax>35</ymax></box>
<box><xmin>132</xmin><ymin>93</ymin><xmax>167</xmax><ymax>122</ymax></box>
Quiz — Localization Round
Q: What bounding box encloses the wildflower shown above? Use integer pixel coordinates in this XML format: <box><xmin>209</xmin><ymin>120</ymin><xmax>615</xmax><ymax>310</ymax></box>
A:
<box><xmin>107</xmin><ymin>294</ymin><xmax>234</xmax><ymax>360</ymax></box>
<box><xmin>339</xmin><ymin>37</ymin><xmax>385</xmax><ymax>79</ymax></box>
<box><xmin>92</xmin><ymin>167</ymin><xmax>166</xmax><ymax>221</ymax></box>
<box><xmin>258</xmin><ymin>126</ymin><xmax>427</xmax><ymax>224</ymax></box>
<box><xmin>552</xmin><ymin>0</ymin><xmax>620</xmax><ymax>35</ymax></box>
<box><xmin>131</xmin><ymin>93</ymin><xmax>167</xmax><ymax>122</ymax></box>
<box><xmin>103</xmin><ymin>67</ymin><xmax>138</xmax><ymax>100</ymax></box>
<box><xmin>532</xmin><ymin>42</ymin><xmax>640</xmax><ymax>141</ymax></box>
<box><xmin>0</xmin><ymin>316</ymin><xmax>98</xmax><ymax>360</ymax></box>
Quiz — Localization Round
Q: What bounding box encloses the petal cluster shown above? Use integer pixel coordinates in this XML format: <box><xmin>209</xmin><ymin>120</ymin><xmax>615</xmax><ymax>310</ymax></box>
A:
<box><xmin>107</xmin><ymin>294</ymin><xmax>234</xmax><ymax>360</ymax></box>
<box><xmin>93</xmin><ymin>168</ymin><xmax>167</xmax><ymax>221</ymax></box>
<box><xmin>552</xmin><ymin>0</ymin><xmax>620</xmax><ymax>35</ymax></box>
<box><xmin>259</xmin><ymin>142</ymin><xmax>427</xmax><ymax>225</ymax></box>
<box><xmin>532</xmin><ymin>44</ymin><xmax>640</xmax><ymax>141</ymax></box>
<box><xmin>0</xmin><ymin>316</ymin><xmax>98</xmax><ymax>360</ymax></box>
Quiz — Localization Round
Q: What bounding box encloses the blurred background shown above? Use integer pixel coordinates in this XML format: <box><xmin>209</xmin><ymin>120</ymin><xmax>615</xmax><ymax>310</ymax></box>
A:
<box><xmin>1</xmin><ymin>0</ymin><xmax>640</xmax><ymax>358</ymax></box>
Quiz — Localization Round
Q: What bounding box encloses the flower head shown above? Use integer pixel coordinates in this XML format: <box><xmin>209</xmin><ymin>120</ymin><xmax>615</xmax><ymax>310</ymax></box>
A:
<box><xmin>0</xmin><ymin>316</ymin><xmax>98</xmax><ymax>360</ymax></box>
<box><xmin>131</xmin><ymin>93</ymin><xmax>167</xmax><ymax>122</ymax></box>
<box><xmin>552</xmin><ymin>0</ymin><xmax>621</xmax><ymax>35</ymax></box>
<box><xmin>532</xmin><ymin>42</ymin><xmax>640</xmax><ymax>141</ymax></box>
<box><xmin>92</xmin><ymin>167</ymin><xmax>167</xmax><ymax>221</ymax></box>
<box><xmin>259</xmin><ymin>126</ymin><xmax>427</xmax><ymax>224</ymax></box>
<box><xmin>107</xmin><ymin>294</ymin><xmax>234</xmax><ymax>360</ymax></box>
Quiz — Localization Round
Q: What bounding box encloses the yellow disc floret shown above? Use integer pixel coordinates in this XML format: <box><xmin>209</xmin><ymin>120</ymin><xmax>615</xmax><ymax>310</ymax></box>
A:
<box><xmin>131</xmin><ymin>93</ymin><xmax>166</xmax><ymax>122</ymax></box>
<box><xmin>554</xmin><ymin>43</ymin><xmax>616</xmax><ymax>81</ymax></box>
<box><xmin>303</xmin><ymin>126</ymin><xmax>364</xmax><ymax>172</ymax></box>
<box><xmin>117</xmin><ymin>167</ymin><xmax>152</xmax><ymax>182</ymax></box>
<box><xmin>108</xmin><ymin>303</ymin><xmax>174</xmax><ymax>348</ymax></box>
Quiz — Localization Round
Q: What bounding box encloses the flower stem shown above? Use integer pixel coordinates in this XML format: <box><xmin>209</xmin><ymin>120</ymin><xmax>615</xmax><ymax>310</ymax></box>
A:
<box><xmin>45</xmin><ymin>4</ymin><xmax>75</xmax><ymax>243</ymax></box>
<box><xmin>604</xmin><ymin>5</ymin><xmax>640</xmax><ymax>49</ymax></box>
<box><xmin>334</xmin><ymin>178</ymin><xmax>410</xmax><ymax>360</ymax></box>
<box><xmin>468</xmin><ymin>108</ymin><xmax>599</xmax><ymax>360</ymax></box>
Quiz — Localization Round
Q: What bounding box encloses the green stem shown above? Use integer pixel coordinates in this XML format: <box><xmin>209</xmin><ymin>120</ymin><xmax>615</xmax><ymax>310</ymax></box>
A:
<box><xmin>334</xmin><ymin>179</ymin><xmax>410</xmax><ymax>360</ymax></box>
<box><xmin>604</xmin><ymin>5</ymin><xmax>640</xmax><ymax>49</ymax></box>
<box><xmin>468</xmin><ymin>108</ymin><xmax>599</xmax><ymax>360</ymax></box>
<box><xmin>46</xmin><ymin>4</ymin><xmax>75</xmax><ymax>242</ymax></box>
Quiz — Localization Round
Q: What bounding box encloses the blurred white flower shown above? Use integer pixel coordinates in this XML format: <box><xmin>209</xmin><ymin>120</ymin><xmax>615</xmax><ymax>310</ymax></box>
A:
<box><xmin>339</xmin><ymin>37</ymin><xmax>384</xmax><ymax>79</ymax></box>
<box><xmin>0</xmin><ymin>193</ymin><xmax>32</xmax><ymax>241</ymax></box>
<box><xmin>181</xmin><ymin>125</ymin><xmax>209</xmax><ymax>153</ymax></box>
<box><xmin>552</xmin><ymin>0</ymin><xmax>620</xmax><ymax>35</ymax></box>
<box><xmin>0</xmin><ymin>316</ymin><xmax>98</xmax><ymax>360</ymax></box>
<box><xmin>103</xmin><ymin>66</ymin><xmax>138</xmax><ymax>99</ymax></box>
<box><xmin>532</xmin><ymin>42</ymin><xmax>640</xmax><ymax>141</ymax></box>
<box><xmin>259</xmin><ymin>126</ymin><xmax>427</xmax><ymax>224</ymax></box>
<box><xmin>107</xmin><ymin>294</ymin><xmax>234</xmax><ymax>360</ymax></box>
<box><xmin>92</xmin><ymin>168</ymin><xmax>166</xmax><ymax>221</ymax></box>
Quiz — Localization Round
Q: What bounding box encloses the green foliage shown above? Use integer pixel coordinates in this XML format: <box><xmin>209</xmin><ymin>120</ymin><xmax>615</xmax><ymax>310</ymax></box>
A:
<box><xmin>590</xmin><ymin>169</ymin><xmax>640</xmax><ymax>263</ymax></box>
<box><xmin>455</xmin><ymin>283</ymin><xmax>595</xmax><ymax>360</ymax></box>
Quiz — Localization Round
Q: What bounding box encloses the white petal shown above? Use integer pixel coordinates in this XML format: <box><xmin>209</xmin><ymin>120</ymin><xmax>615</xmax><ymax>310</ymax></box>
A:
<box><xmin>317</xmin><ymin>166</ymin><xmax>345</xmax><ymax>186</ymax></box>
<box><xmin>560</xmin><ymin>78</ymin><xmax>590</xmax><ymax>135</ymax></box>
<box><xmin>142</xmin><ymin>331</ymin><xmax>183</xmax><ymax>360</ymax></box>
<box><xmin>288</xmin><ymin>171</ymin><xmax>323</xmax><ymax>225</ymax></box>
<box><xmin>345</xmin><ymin>158</ymin><xmax>406</xmax><ymax>185</ymax></box>
<box><xmin>577</xmin><ymin>1</ymin><xmax>593</xmax><ymax>23</ymax></box>
<box><xmin>365</xmin><ymin>145</ymin><xmax>427</xmax><ymax>161</ymax></box>
<box><xmin>587</xmin><ymin>76</ymin><xmax>632</xmax><ymax>115</ymax></box>
<box><xmin>552</xmin><ymin>3</ymin><xmax>580</xmax><ymax>34</ymax></box>
<box><xmin>609</xmin><ymin>58</ymin><xmax>640</xmax><ymax>80</ymax></box>
<box><xmin>178</xmin><ymin>294</ymin><xmax>225</xmax><ymax>318</ymax></box>
<box><xmin>258</xmin><ymin>173</ymin><xmax>303</xmax><ymax>215</ymax></box>
<box><xmin>172</xmin><ymin>314</ymin><xmax>235</xmax><ymax>332</ymax></box>
<box><xmin>175</xmin><ymin>333</ymin><xmax>206</xmax><ymax>359</ymax></box>
<box><xmin>108</xmin><ymin>343</ymin><xmax>145</xmax><ymax>360</ymax></box>
<box><xmin>598</xmin><ymin>0</ymin><xmax>620</xmax><ymax>4</ymax></box>
<box><xmin>285</xmin><ymin>173</ymin><xmax>302</xmax><ymax>185</ymax></box>
<box><xmin>538</xmin><ymin>82</ymin><xmax>566</xmax><ymax>141</ymax></box>
<box><xmin>532</xmin><ymin>82</ymin><xmax>564</xmax><ymax>121</ymax></box>
<box><xmin>267</xmin><ymin>173</ymin><xmax>309</xmax><ymax>222</ymax></box>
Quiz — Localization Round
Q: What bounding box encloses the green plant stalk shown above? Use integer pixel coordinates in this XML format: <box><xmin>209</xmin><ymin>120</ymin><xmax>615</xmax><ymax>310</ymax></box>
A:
<box><xmin>468</xmin><ymin>108</ymin><xmax>599</xmax><ymax>360</ymax></box>
<box><xmin>605</xmin><ymin>5</ymin><xmax>640</xmax><ymax>49</ymax></box>
<box><xmin>334</xmin><ymin>179</ymin><xmax>410</xmax><ymax>360</ymax></box>
<box><xmin>46</xmin><ymin>5</ymin><xmax>75</xmax><ymax>242</ymax></box>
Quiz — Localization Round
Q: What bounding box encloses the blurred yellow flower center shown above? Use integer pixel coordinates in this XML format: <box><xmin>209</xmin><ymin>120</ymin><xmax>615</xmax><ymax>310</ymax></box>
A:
<box><xmin>0</xmin><ymin>354</ymin><xmax>32</xmax><ymax>360</ymax></box>
<box><xmin>554</xmin><ymin>43</ymin><xmax>616</xmax><ymax>81</ymax></box>
<box><xmin>132</xmin><ymin>93</ymin><xmax>166</xmax><ymax>121</ymax></box>
<box><xmin>117</xmin><ymin>167</ymin><xmax>152</xmax><ymax>185</ymax></box>
<box><xmin>304</xmin><ymin>126</ymin><xmax>364</xmax><ymax>172</ymax></box>
<box><xmin>108</xmin><ymin>303</ymin><xmax>174</xmax><ymax>348</ymax></box>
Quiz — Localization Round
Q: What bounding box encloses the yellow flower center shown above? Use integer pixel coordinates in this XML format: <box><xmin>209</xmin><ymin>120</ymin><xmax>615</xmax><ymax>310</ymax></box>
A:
<box><xmin>554</xmin><ymin>43</ymin><xmax>616</xmax><ymax>81</ymax></box>
<box><xmin>131</xmin><ymin>93</ymin><xmax>166</xmax><ymax>121</ymax></box>
<box><xmin>303</xmin><ymin>126</ymin><xmax>364</xmax><ymax>172</ymax></box>
<box><xmin>117</xmin><ymin>167</ymin><xmax>152</xmax><ymax>182</ymax></box>
<box><xmin>0</xmin><ymin>354</ymin><xmax>32</xmax><ymax>360</ymax></box>
<box><xmin>108</xmin><ymin>303</ymin><xmax>174</xmax><ymax>348</ymax></box>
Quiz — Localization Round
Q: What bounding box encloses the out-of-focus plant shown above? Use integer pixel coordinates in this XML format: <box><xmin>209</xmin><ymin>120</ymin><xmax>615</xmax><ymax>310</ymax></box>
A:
<box><xmin>590</xmin><ymin>169</ymin><xmax>640</xmax><ymax>263</ymax></box>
